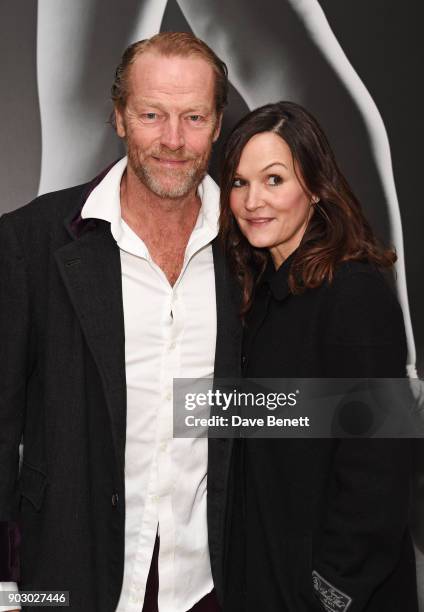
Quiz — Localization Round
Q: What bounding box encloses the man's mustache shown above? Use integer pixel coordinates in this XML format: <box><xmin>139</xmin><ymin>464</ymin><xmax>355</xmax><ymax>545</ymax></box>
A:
<box><xmin>148</xmin><ymin>147</ymin><xmax>198</xmax><ymax>162</ymax></box>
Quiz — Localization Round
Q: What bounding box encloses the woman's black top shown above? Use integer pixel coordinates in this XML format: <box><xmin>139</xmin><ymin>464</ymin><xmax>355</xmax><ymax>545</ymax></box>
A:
<box><xmin>223</xmin><ymin>257</ymin><xmax>418</xmax><ymax>612</ymax></box>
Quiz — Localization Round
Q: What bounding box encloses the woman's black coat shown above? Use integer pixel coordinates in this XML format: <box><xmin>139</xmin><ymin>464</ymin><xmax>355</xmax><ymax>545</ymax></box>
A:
<box><xmin>224</xmin><ymin>258</ymin><xmax>418</xmax><ymax>612</ymax></box>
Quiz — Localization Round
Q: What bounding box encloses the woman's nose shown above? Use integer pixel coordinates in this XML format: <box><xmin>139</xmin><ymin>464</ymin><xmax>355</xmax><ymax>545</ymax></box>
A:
<box><xmin>244</xmin><ymin>186</ymin><xmax>265</xmax><ymax>211</ymax></box>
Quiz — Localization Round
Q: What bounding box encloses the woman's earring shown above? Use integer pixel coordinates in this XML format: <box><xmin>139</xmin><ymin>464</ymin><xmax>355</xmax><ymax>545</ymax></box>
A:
<box><xmin>311</xmin><ymin>195</ymin><xmax>320</xmax><ymax>205</ymax></box>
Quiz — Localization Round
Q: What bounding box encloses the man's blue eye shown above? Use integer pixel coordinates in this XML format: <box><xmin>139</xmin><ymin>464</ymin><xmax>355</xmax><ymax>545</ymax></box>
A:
<box><xmin>189</xmin><ymin>115</ymin><xmax>202</xmax><ymax>122</ymax></box>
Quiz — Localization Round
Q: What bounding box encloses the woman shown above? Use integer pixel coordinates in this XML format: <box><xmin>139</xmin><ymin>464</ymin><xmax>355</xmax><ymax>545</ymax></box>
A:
<box><xmin>219</xmin><ymin>102</ymin><xmax>418</xmax><ymax>611</ymax></box>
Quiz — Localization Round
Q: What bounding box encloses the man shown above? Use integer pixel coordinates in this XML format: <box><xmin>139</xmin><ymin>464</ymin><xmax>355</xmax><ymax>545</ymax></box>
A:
<box><xmin>0</xmin><ymin>32</ymin><xmax>241</xmax><ymax>611</ymax></box>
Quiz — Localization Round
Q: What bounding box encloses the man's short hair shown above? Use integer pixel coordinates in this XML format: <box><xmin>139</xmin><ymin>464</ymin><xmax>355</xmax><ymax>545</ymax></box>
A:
<box><xmin>111</xmin><ymin>31</ymin><xmax>229</xmax><ymax>121</ymax></box>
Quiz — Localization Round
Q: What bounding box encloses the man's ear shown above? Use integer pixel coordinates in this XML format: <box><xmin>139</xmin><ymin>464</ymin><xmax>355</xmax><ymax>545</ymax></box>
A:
<box><xmin>114</xmin><ymin>106</ymin><xmax>126</xmax><ymax>138</ymax></box>
<box><xmin>212</xmin><ymin>112</ymin><xmax>223</xmax><ymax>143</ymax></box>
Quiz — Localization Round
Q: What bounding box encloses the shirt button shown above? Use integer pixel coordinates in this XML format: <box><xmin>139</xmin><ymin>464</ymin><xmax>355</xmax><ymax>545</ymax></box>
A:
<box><xmin>165</xmin><ymin>392</ymin><xmax>172</xmax><ymax>401</ymax></box>
<box><xmin>169</xmin><ymin>341</ymin><xmax>176</xmax><ymax>351</ymax></box>
<box><xmin>160</xmin><ymin>441</ymin><xmax>167</xmax><ymax>452</ymax></box>
<box><xmin>111</xmin><ymin>492</ymin><xmax>119</xmax><ymax>507</ymax></box>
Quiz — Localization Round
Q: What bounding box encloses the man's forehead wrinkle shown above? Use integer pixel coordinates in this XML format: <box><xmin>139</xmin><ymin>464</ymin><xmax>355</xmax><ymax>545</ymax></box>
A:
<box><xmin>134</xmin><ymin>75</ymin><xmax>208</xmax><ymax>90</ymax></box>
<box><xmin>130</xmin><ymin>80</ymin><xmax>213</xmax><ymax>99</ymax></box>
<box><xmin>135</xmin><ymin>85</ymin><xmax>209</xmax><ymax>99</ymax></box>
<box><xmin>128</xmin><ymin>82</ymin><xmax>215</xmax><ymax>114</ymax></box>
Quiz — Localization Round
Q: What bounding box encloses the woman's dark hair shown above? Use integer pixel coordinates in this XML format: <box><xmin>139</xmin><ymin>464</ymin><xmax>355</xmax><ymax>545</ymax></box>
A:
<box><xmin>219</xmin><ymin>101</ymin><xmax>396</xmax><ymax>314</ymax></box>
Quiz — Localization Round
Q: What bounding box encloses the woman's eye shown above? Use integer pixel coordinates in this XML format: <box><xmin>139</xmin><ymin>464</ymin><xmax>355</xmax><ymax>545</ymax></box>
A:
<box><xmin>267</xmin><ymin>174</ymin><xmax>283</xmax><ymax>186</ymax></box>
<box><xmin>232</xmin><ymin>178</ymin><xmax>246</xmax><ymax>188</ymax></box>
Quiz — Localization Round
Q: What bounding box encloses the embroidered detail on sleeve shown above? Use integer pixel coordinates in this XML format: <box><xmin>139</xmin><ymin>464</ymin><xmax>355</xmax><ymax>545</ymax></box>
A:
<box><xmin>312</xmin><ymin>570</ymin><xmax>352</xmax><ymax>612</ymax></box>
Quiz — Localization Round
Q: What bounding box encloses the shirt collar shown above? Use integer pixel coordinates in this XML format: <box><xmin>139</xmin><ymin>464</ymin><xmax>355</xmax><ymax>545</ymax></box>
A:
<box><xmin>81</xmin><ymin>156</ymin><xmax>220</xmax><ymax>255</ymax></box>
<box><xmin>263</xmin><ymin>251</ymin><xmax>297</xmax><ymax>301</ymax></box>
<box><xmin>81</xmin><ymin>156</ymin><xmax>126</xmax><ymax>225</ymax></box>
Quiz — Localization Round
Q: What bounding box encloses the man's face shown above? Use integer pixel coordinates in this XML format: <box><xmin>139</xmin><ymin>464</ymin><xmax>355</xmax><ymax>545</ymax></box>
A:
<box><xmin>115</xmin><ymin>52</ymin><xmax>222</xmax><ymax>199</ymax></box>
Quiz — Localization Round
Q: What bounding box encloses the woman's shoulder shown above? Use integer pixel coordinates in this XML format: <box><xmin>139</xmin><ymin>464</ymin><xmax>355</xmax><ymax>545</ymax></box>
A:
<box><xmin>329</xmin><ymin>259</ymin><xmax>397</xmax><ymax>302</ymax></box>
<box><xmin>322</xmin><ymin>259</ymin><xmax>405</xmax><ymax>346</ymax></box>
<box><xmin>332</xmin><ymin>258</ymin><xmax>387</xmax><ymax>280</ymax></box>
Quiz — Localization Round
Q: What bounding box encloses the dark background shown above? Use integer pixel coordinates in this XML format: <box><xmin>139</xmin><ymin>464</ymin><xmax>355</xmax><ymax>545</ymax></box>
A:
<box><xmin>317</xmin><ymin>0</ymin><xmax>424</xmax><ymax>377</ymax></box>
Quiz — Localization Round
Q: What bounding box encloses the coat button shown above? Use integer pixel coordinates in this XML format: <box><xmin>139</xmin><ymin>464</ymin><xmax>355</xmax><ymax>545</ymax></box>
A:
<box><xmin>111</xmin><ymin>493</ymin><xmax>119</xmax><ymax>507</ymax></box>
<box><xmin>241</xmin><ymin>355</ymin><xmax>247</xmax><ymax>366</ymax></box>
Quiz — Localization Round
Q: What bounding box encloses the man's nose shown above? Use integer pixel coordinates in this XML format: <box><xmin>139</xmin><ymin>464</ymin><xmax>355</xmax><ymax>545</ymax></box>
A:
<box><xmin>160</xmin><ymin>117</ymin><xmax>184</xmax><ymax>151</ymax></box>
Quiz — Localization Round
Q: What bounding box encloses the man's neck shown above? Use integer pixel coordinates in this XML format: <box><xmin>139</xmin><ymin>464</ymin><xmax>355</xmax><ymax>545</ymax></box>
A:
<box><xmin>119</xmin><ymin>166</ymin><xmax>202</xmax><ymax>286</ymax></box>
<box><xmin>120</xmin><ymin>166</ymin><xmax>201</xmax><ymax>238</ymax></box>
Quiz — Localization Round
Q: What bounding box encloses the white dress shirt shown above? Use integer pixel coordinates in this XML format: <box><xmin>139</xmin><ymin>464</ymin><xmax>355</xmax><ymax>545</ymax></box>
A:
<box><xmin>81</xmin><ymin>157</ymin><xmax>218</xmax><ymax>612</ymax></box>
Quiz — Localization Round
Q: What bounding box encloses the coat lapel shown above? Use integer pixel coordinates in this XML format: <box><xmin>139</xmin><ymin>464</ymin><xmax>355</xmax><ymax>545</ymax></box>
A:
<box><xmin>55</xmin><ymin>219</ymin><xmax>126</xmax><ymax>474</ymax></box>
<box><xmin>209</xmin><ymin>238</ymin><xmax>242</xmax><ymax>597</ymax></box>
<box><xmin>212</xmin><ymin>238</ymin><xmax>242</xmax><ymax>380</ymax></box>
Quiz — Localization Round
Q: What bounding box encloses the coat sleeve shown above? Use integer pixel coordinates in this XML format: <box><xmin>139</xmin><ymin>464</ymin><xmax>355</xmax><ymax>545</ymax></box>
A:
<box><xmin>311</xmin><ymin>269</ymin><xmax>415</xmax><ymax>612</ymax></box>
<box><xmin>0</xmin><ymin>213</ymin><xmax>29</xmax><ymax>580</ymax></box>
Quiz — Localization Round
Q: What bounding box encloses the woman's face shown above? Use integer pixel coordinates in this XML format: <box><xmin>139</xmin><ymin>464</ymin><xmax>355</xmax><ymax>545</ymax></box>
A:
<box><xmin>230</xmin><ymin>131</ymin><xmax>315</xmax><ymax>268</ymax></box>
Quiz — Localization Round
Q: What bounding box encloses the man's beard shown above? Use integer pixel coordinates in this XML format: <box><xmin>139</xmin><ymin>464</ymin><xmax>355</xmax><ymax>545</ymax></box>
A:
<box><xmin>127</xmin><ymin>142</ymin><xmax>212</xmax><ymax>199</ymax></box>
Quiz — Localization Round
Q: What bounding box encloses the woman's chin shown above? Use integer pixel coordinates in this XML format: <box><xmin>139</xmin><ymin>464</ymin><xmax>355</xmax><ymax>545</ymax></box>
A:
<box><xmin>244</xmin><ymin>235</ymin><xmax>272</xmax><ymax>249</ymax></box>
